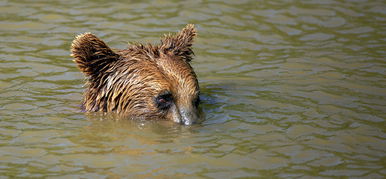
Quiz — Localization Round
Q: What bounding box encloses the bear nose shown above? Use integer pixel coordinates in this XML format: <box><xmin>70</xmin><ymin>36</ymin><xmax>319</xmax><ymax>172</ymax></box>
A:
<box><xmin>179</xmin><ymin>108</ymin><xmax>198</xmax><ymax>125</ymax></box>
<box><xmin>169</xmin><ymin>105</ymin><xmax>198</xmax><ymax>125</ymax></box>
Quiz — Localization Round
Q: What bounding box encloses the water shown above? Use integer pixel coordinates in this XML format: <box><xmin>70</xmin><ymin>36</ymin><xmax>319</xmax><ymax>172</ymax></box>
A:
<box><xmin>1</xmin><ymin>0</ymin><xmax>386</xmax><ymax>178</ymax></box>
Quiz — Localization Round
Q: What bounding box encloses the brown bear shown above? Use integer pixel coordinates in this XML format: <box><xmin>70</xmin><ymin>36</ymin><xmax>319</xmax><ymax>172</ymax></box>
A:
<box><xmin>71</xmin><ymin>24</ymin><xmax>200</xmax><ymax>125</ymax></box>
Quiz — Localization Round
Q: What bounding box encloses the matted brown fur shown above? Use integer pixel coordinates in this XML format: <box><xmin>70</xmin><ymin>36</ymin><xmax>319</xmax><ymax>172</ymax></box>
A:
<box><xmin>71</xmin><ymin>24</ymin><xmax>200</xmax><ymax>125</ymax></box>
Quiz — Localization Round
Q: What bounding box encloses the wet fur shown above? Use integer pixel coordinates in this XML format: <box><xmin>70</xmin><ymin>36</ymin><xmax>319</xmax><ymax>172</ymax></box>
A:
<box><xmin>71</xmin><ymin>24</ymin><xmax>199</xmax><ymax>120</ymax></box>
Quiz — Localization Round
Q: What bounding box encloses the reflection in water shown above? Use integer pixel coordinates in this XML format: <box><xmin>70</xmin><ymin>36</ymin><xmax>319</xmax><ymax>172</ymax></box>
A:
<box><xmin>1</xmin><ymin>0</ymin><xmax>386</xmax><ymax>178</ymax></box>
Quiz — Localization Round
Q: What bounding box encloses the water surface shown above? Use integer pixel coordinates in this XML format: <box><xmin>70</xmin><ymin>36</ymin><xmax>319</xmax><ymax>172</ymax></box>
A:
<box><xmin>1</xmin><ymin>0</ymin><xmax>386</xmax><ymax>178</ymax></box>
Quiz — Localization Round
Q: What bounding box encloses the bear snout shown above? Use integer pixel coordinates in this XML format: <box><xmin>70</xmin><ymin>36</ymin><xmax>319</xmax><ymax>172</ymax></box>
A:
<box><xmin>168</xmin><ymin>104</ymin><xmax>199</xmax><ymax>125</ymax></box>
<box><xmin>179</xmin><ymin>107</ymin><xmax>199</xmax><ymax>125</ymax></box>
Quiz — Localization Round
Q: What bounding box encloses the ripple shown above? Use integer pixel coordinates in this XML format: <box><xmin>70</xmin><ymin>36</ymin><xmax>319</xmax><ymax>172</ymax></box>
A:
<box><xmin>339</xmin><ymin>26</ymin><xmax>374</xmax><ymax>34</ymax></box>
<box><xmin>299</xmin><ymin>32</ymin><xmax>335</xmax><ymax>41</ymax></box>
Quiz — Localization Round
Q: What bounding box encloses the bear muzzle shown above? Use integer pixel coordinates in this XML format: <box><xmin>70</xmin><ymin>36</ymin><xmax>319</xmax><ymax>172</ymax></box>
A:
<box><xmin>179</xmin><ymin>108</ymin><xmax>199</xmax><ymax>125</ymax></box>
<box><xmin>169</xmin><ymin>105</ymin><xmax>199</xmax><ymax>125</ymax></box>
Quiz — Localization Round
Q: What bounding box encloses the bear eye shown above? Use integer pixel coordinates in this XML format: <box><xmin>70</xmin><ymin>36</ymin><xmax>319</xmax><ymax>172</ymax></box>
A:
<box><xmin>155</xmin><ymin>92</ymin><xmax>173</xmax><ymax>110</ymax></box>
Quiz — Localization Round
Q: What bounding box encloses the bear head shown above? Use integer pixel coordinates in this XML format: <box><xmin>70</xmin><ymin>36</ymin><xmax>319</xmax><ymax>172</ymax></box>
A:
<box><xmin>71</xmin><ymin>24</ymin><xmax>200</xmax><ymax>125</ymax></box>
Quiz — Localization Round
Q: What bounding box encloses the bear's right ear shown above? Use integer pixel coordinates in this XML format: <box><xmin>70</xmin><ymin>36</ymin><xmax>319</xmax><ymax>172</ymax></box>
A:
<box><xmin>71</xmin><ymin>33</ymin><xmax>120</xmax><ymax>77</ymax></box>
<box><xmin>160</xmin><ymin>24</ymin><xmax>197</xmax><ymax>62</ymax></box>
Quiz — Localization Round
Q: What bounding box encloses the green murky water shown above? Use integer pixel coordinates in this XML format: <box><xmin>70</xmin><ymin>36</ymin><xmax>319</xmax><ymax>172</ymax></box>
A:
<box><xmin>1</xmin><ymin>0</ymin><xmax>386</xmax><ymax>178</ymax></box>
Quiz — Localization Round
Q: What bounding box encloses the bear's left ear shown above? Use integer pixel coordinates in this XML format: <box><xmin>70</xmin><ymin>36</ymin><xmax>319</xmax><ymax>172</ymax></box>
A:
<box><xmin>71</xmin><ymin>33</ymin><xmax>120</xmax><ymax>78</ymax></box>
<box><xmin>160</xmin><ymin>24</ymin><xmax>197</xmax><ymax>62</ymax></box>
